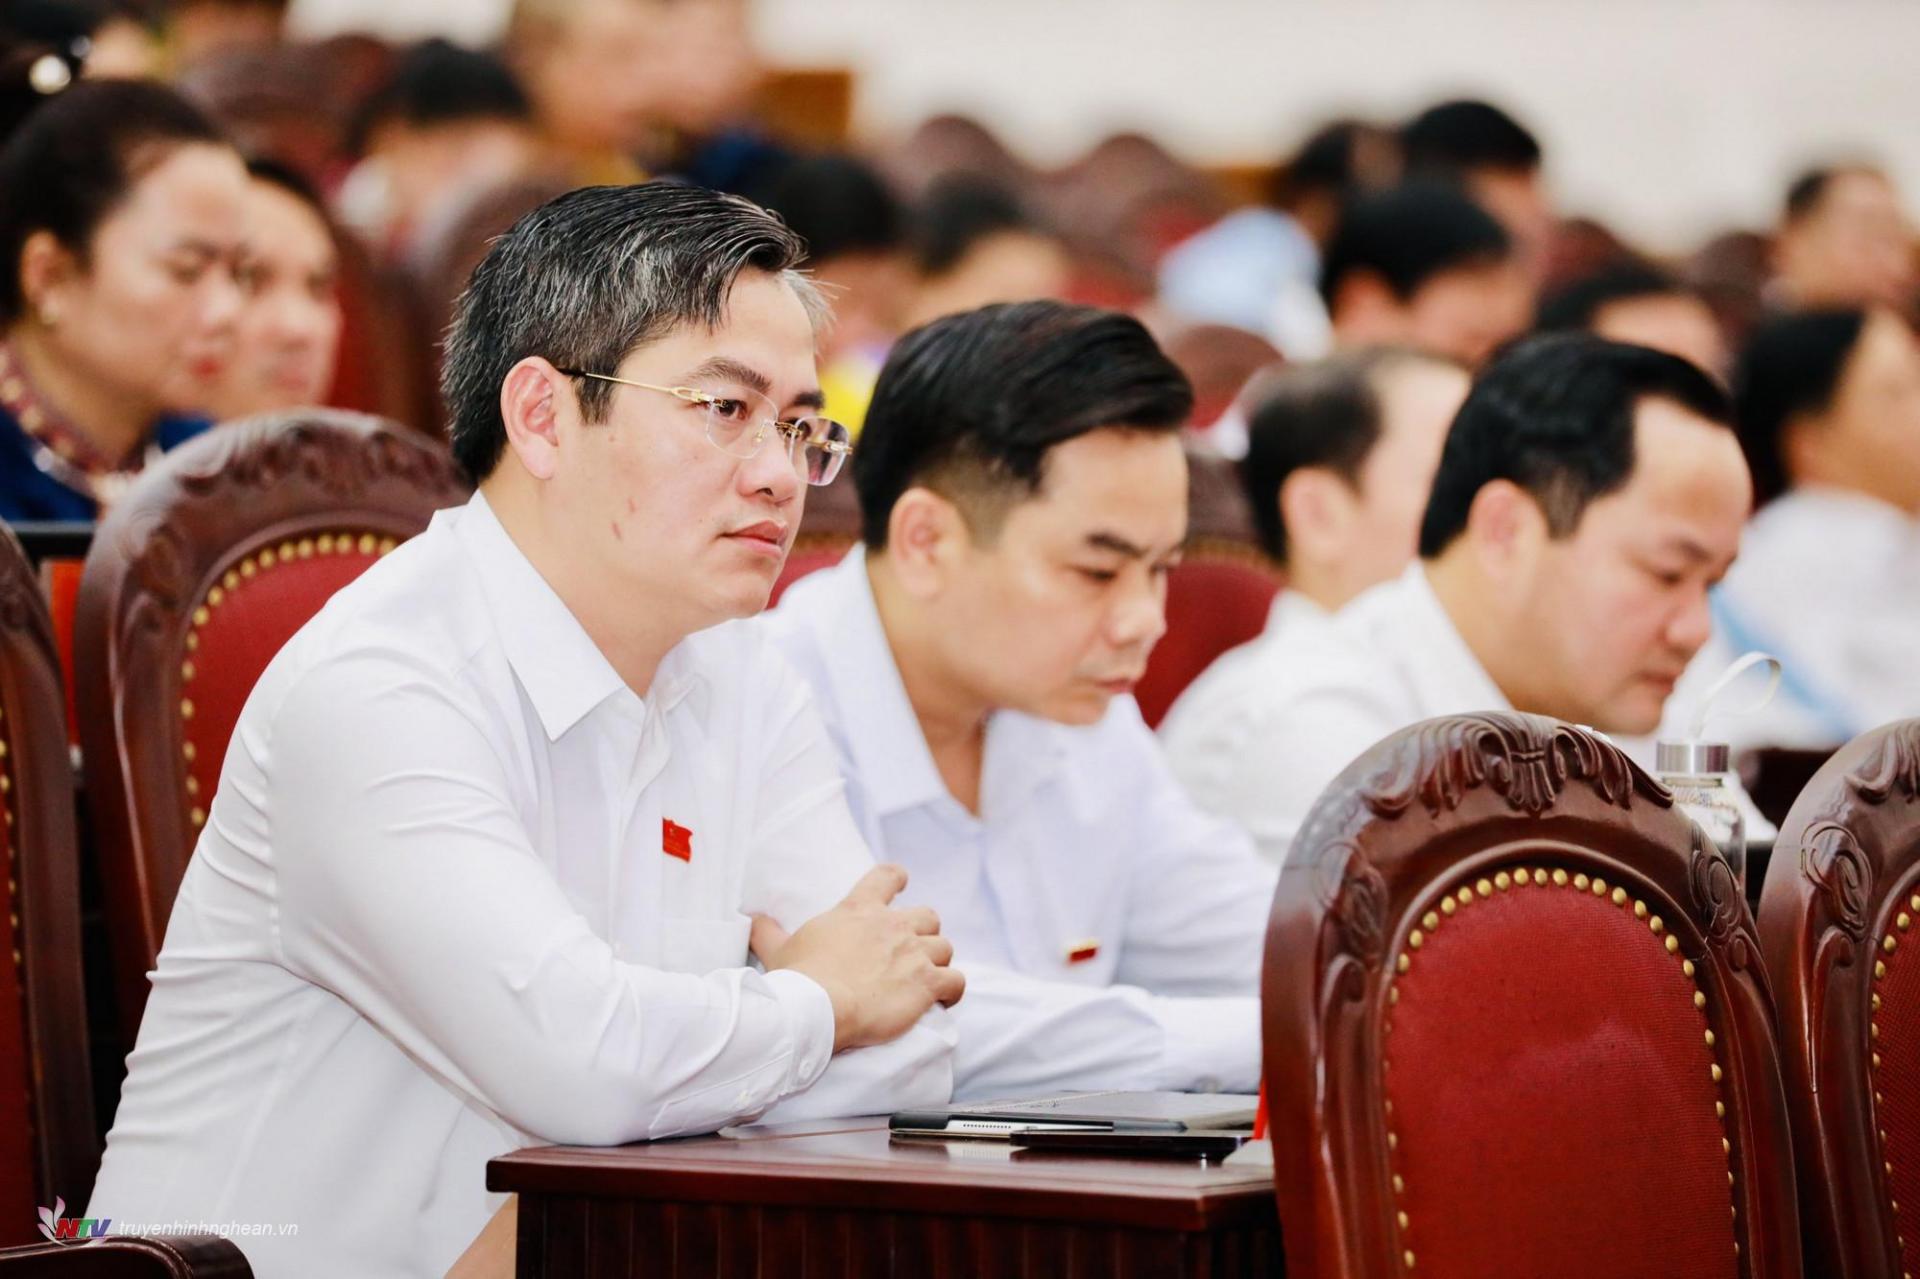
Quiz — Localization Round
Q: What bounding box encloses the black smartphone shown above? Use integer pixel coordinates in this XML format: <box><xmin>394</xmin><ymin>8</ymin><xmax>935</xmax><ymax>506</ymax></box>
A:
<box><xmin>1009</xmin><ymin>1129</ymin><xmax>1250</xmax><ymax>1159</ymax></box>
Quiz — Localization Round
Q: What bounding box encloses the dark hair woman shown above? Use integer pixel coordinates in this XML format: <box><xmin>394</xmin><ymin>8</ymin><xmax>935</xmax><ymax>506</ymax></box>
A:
<box><xmin>0</xmin><ymin>78</ymin><xmax>248</xmax><ymax>519</ymax></box>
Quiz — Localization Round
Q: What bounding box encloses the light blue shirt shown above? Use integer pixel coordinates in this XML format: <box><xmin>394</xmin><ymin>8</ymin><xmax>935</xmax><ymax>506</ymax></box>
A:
<box><xmin>762</xmin><ymin>548</ymin><xmax>1276</xmax><ymax>1099</ymax></box>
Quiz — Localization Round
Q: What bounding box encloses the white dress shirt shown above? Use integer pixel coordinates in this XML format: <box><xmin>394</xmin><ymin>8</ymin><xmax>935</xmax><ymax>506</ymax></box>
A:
<box><xmin>1161</xmin><ymin>563</ymin><xmax>1511</xmax><ymax>864</ymax></box>
<box><xmin>1663</xmin><ymin>487</ymin><xmax>1920</xmax><ymax>752</ymax></box>
<box><xmin>89</xmin><ymin>494</ymin><xmax>953</xmax><ymax>1278</ymax></box>
<box><xmin>761</xmin><ymin>550</ymin><xmax>1277</xmax><ymax>1100</ymax></box>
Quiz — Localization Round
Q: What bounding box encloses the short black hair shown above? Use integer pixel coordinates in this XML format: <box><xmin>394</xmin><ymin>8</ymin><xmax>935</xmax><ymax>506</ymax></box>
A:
<box><xmin>1783</xmin><ymin>164</ymin><xmax>1887</xmax><ymax>223</ymax></box>
<box><xmin>441</xmin><ymin>181</ymin><xmax>813</xmax><ymax>484</ymax></box>
<box><xmin>1418</xmin><ymin>332</ymin><xmax>1735</xmax><ymax>556</ymax></box>
<box><xmin>1402</xmin><ymin>98</ymin><xmax>1542</xmax><ymax>177</ymax></box>
<box><xmin>348</xmin><ymin>38</ymin><xmax>528</xmax><ymax>155</ymax></box>
<box><xmin>1270</xmin><ymin>118</ymin><xmax>1397</xmax><ymax>209</ymax></box>
<box><xmin>0</xmin><ymin>78</ymin><xmax>227</xmax><ymax>325</ymax></box>
<box><xmin>1241</xmin><ymin>349</ymin><xmax>1459</xmax><ymax>564</ymax></box>
<box><xmin>912</xmin><ymin>175</ymin><xmax>1045</xmax><ymax>277</ymax></box>
<box><xmin>1732</xmin><ymin>307</ymin><xmax>1869</xmax><ymax>505</ymax></box>
<box><xmin>759</xmin><ymin>152</ymin><xmax>904</xmax><ymax>264</ymax></box>
<box><xmin>245</xmin><ymin>154</ymin><xmax>328</xmax><ymax>221</ymax></box>
<box><xmin>1534</xmin><ymin>262</ymin><xmax>1694</xmax><ymax>333</ymax></box>
<box><xmin>1320</xmin><ymin>181</ymin><xmax>1512</xmax><ymax>307</ymax></box>
<box><xmin>854</xmin><ymin>300</ymin><xmax>1192</xmax><ymax>548</ymax></box>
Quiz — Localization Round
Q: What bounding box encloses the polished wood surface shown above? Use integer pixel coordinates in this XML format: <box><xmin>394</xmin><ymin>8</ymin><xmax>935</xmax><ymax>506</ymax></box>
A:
<box><xmin>490</xmin><ymin>1120</ymin><xmax>1280</xmax><ymax>1277</ymax></box>
<box><xmin>1758</xmin><ymin>720</ymin><xmax>1920</xmax><ymax>1277</ymax></box>
<box><xmin>0</xmin><ymin>525</ymin><xmax>97</xmax><ymax>1228</ymax></box>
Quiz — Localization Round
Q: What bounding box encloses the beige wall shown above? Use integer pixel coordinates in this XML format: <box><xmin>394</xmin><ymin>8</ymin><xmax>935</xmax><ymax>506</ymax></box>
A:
<box><xmin>290</xmin><ymin>0</ymin><xmax>1920</xmax><ymax>252</ymax></box>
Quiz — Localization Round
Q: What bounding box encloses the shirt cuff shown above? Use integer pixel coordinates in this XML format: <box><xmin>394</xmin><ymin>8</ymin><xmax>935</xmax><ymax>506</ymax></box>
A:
<box><xmin>761</xmin><ymin>968</ymin><xmax>836</xmax><ymax>1094</ymax></box>
<box><xmin>1148</xmin><ymin>994</ymin><xmax>1262</xmax><ymax>1094</ymax></box>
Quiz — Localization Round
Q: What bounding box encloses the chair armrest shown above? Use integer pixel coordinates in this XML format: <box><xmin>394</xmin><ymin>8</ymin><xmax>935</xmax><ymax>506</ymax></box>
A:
<box><xmin>0</xmin><ymin>1233</ymin><xmax>253</xmax><ymax>1277</ymax></box>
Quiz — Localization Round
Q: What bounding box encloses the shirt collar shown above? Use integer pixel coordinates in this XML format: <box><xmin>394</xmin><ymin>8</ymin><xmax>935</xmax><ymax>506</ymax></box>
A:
<box><xmin>1395</xmin><ymin>562</ymin><xmax>1513</xmax><ymax>714</ymax></box>
<box><xmin>452</xmin><ymin>491</ymin><xmax>686</xmax><ymax>741</ymax></box>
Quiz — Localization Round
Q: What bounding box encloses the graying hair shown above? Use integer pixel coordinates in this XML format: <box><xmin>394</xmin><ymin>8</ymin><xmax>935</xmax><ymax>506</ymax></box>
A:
<box><xmin>441</xmin><ymin>181</ymin><xmax>822</xmax><ymax>482</ymax></box>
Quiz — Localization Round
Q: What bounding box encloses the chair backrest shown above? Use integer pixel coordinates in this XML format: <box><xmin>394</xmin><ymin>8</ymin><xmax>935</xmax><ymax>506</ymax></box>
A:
<box><xmin>1758</xmin><ymin>719</ymin><xmax>1920</xmax><ymax>1277</ymax></box>
<box><xmin>73</xmin><ymin>412</ymin><xmax>469</xmax><ymax>1039</ymax></box>
<box><xmin>1134</xmin><ymin>450</ymin><xmax>1281</xmax><ymax>727</ymax></box>
<box><xmin>0</xmin><ymin>527</ymin><xmax>94</xmax><ymax>1244</ymax></box>
<box><xmin>1265</xmin><ymin>711</ymin><xmax>1801</xmax><ymax>1279</ymax></box>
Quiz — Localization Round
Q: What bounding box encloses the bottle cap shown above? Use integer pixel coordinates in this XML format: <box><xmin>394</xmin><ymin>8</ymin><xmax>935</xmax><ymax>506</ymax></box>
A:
<box><xmin>1656</xmin><ymin>740</ymin><xmax>1731</xmax><ymax>775</ymax></box>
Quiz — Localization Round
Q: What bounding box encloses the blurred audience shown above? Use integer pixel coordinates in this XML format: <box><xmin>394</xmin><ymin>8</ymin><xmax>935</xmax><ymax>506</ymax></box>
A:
<box><xmin>759</xmin><ymin>152</ymin><xmax>910</xmax><ymax>430</ymax></box>
<box><xmin>1402</xmin><ymin>97</ymin><xmax>1556</xmax><ymax>281</ymax></box>
<box><xmin>1162</xmin><ymin>335</ymin><xmax>1748</xmax><ymax>861</ymax></box>
<box><xmin>901</xmin><ymin>176</ymin><xmax>1071</xmax><ymax>331</ymax></box>
<box><xmin>0</xmin><ymin>79</ymin><xmax>246</xmax><ymax>519</ymax></box>
<box><xmin>337</xmin><ymin>39</ymin><xmax>540</xmax><ymax>262</ymax></box>
<box><xmin>207</xmin><ymin>158</ymin><xmax>342</xmax><ymax>420</ymax></box>
<box><xmin>169</xmin><ymin>0</ymin><xmax>287</xmax><ymax>71</ymax></box>
<box><xmin>1664</xmin><ymin>307</ymin><xmax>1920</xmax><ymax>751</ymax></box>
<box><xmin>1771</xmin><ymin>164</ymin><xmax>1917</xmax><ymax>315</ymax></box>
<box><xmin>1536</xmin><ymin>261</ymin><xmax>1728</xmax><ymax>377</ymax></box>
<box><xmin>1158</xmin><ymin>119</ymin><xmax>1400</xmax><ymax>359</ymax></box>
<box><xmin>1320</xmin><ymin>181</ymin><xmax>1531</xmax><ymax>366</ymax></box>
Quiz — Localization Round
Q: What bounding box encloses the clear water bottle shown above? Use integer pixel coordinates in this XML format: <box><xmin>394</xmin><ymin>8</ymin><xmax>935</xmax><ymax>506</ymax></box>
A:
<box><xmin>1654</xmin><ymin>739</ymin><xmax>1746</xmax><ymax>890</ymax></box>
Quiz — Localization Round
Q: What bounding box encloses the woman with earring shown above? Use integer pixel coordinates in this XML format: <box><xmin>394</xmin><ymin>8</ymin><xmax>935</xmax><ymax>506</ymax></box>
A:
<box><xmin>0</xmin><ymin>78</ymin><xmax>248</xmax><ymax>520</ymax></box>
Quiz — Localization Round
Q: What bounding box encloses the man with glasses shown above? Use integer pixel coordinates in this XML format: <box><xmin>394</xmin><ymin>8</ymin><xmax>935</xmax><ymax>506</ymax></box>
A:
<box><xmin>763</xmin><ymin>300</ymin><xmax>1277</xmax><ymax>1101</ymax></box>
<box><xmin>91</xmin><ymin>182</ymin><xmax>960</xmax><ymax>1278</ymax></box>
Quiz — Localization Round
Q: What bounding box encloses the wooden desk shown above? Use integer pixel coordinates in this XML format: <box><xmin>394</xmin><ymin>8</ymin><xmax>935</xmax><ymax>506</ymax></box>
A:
<box><xmin>488</xmin><ymin>1120</ymin><xmax>1281</xmax><ymax>1277</ymax></box>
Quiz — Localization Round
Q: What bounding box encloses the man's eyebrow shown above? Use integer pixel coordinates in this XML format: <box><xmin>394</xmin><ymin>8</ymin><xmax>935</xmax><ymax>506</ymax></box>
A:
<box><xmin>1656</xmin><ymin>536</ymin><xmax>1715</xmax><ymax>563</ymax></box>
<box><xmin>680</xmin><ymin>357</ymin><xmax>771</xmax><ymax>394</ymax></box>
<box><xmin>1085</xmin><ymin>530</ymin><xmax>1151</xmax><ymax>558</ymax></box>
<box><xmin>681</xmin><ymin>357</ymin><xmax>824</xmax><ymax>411</ymax></box>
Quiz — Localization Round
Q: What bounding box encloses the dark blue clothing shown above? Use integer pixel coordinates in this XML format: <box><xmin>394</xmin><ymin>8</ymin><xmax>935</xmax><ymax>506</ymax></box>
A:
<box><xmin>0</xmin><ymin>404</ymin><xmax>209</xmax><ymax>522</ymax></box>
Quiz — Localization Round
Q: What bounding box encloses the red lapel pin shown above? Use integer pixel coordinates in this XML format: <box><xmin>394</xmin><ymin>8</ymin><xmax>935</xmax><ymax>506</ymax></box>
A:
<box><xmin>662</xmin><ymin>818</ymin><xmax>693</xmax><ymax>862</ymax></box>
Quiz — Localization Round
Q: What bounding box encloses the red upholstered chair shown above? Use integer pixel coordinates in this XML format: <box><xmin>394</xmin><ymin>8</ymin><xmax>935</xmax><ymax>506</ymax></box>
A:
<box><xmin>1758</xmin><ymin>719</ymin><xmax>1920</xmax><ymax>1277</ymax></box>
<box><xmin>73</xmin><ymin>411</ymin><xmax>470</xmax><ymax>1040</ymax></box>
<box><xmin>1133</xmin><ymin>449</ymin><xmax>1281</xmax><ymax>727</ymax></box>
<box><xmin>1264</xmin><ymin>711</ymin><xmax>1801</xmax><ymax>1279</ymax></box>
<box><xmin>0</xmin><ymin>527</ymin><xmax>95</xmax><ymax>1244</ymax></box>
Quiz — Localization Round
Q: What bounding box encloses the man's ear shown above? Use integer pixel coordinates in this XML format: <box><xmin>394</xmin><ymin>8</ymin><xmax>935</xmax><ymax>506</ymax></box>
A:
<box><xmin>1331</xmin><ymin>269</ymin><xmax>1403</xmax><ymax>340</ymax></box>
<box><xmin>1277</xmin><ymin>467</ymin><xmax>1355</xmax><ymax>567</ymax></box>
<box><xmin>499</xmin><ymin>358</ymin><xmax>569</xmax><ymax>482</ymax></box>
<box><xmin>885</xmin><ymin>486</ymin><xmax>971</xmax><ymax>598</ymax></box>
<box><xmin>1463</xmin><ymin>479</ymin><xmax>1545</xmax><ymax>577</ymax></box>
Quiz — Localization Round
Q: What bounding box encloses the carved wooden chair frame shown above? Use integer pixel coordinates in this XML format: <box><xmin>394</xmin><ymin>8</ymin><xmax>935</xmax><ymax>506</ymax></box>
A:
<box><xmin>1262</xmin><ymin>711</ymin><xmax>1802</xmax><ymax>1278</ymax></box>
<box><xmin>0</xmin><ymin>526</ymin><xmax>95</xmax><ymax>1217</ymax></box>
<box><xmin>73</xmin><ymin>411</ymin><xmax>469</xmax><ymax>1039</ymax></box>
<box><xmin>1759</xmin><ymin>719</ymin><xmax>1920</xmax><ymax>1276</ymax></box>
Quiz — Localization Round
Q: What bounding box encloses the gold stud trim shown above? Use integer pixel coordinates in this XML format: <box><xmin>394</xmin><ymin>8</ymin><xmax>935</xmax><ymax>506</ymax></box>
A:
<box><xmin>1873</xmin><ymin>923</ymin><xmax>1912</xmax><ymax>1259</ymax></box>
<box><xmin>1382</xmin><ymin>865</ymin><xmax>1734</xmax><ymax>1266</ymax></box>
<box><xmin>178</xmin><ymin>530</ymin><xmax>399</xmax><ymax>836</ymax></box>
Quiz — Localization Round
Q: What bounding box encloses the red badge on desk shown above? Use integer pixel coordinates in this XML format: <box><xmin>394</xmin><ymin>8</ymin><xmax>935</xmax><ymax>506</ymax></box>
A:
<box><xmin>662</xmin><ymin>819</ymin><xmax>693</xmax><ymax>862</ymax></box>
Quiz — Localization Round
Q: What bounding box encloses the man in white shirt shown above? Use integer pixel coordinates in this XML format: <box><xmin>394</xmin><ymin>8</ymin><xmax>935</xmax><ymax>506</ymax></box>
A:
<box><xmin>1664</xmin><ymin>305</ymin><xmax>1920</xmax><ymax>750</ymax></box>
<box><xmin>1170</xmin><ymin>347</ymin><xmax>1467</xmax><ymax>731</ymax></box>
<box><xmin>90</xmin><ymin>182</ymin><xmax>963</xmax><ymax>1277</ymax></box>
<box><xmin>764</xmin><ymin>301</ymin><xmax>1277</xmax><ymax>1099</ymax></box>
<box><xmin>1161</xmin><ymin>333</ymin><xmax>1752</xmax><ymax>862</ymax></box>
